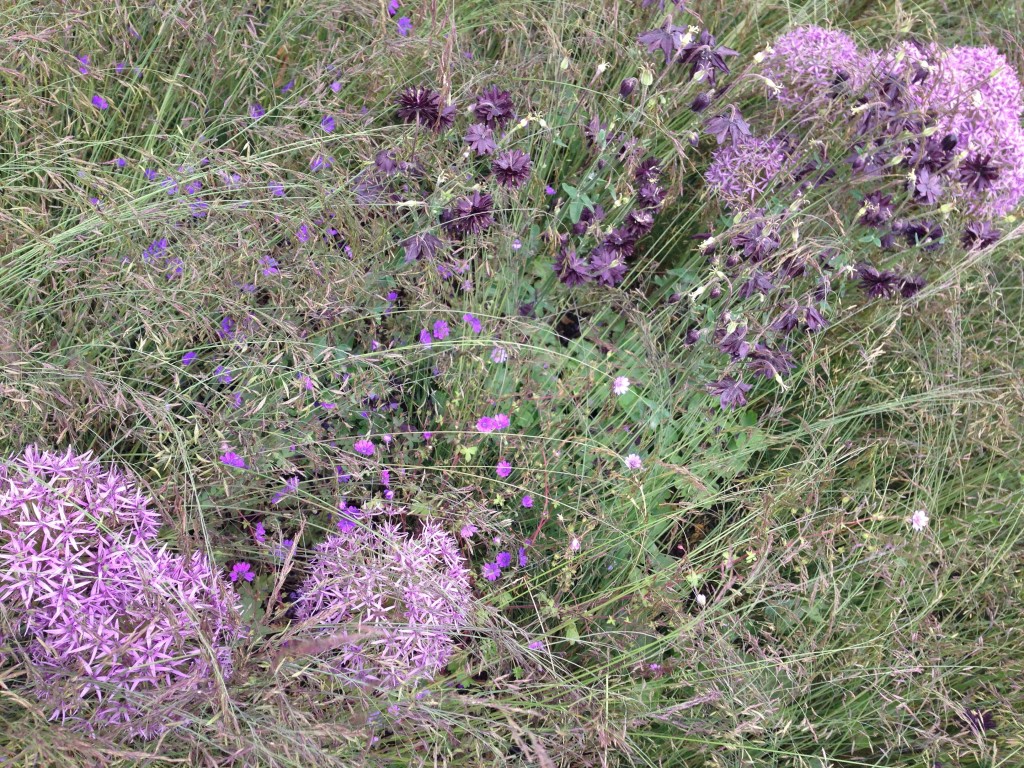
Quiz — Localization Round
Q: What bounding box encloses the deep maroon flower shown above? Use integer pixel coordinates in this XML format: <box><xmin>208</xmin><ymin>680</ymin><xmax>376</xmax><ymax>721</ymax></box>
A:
<box><xmin>857</xmin><ymin>263</ymin><xmax>899</xmax><ymax>298</ymax></box>
<box><xmin>492</xmin><ymin>150</ymin><xmax>532</xmax><ymax>188</ymax></box>
<box><xmin>859</xmin><ymin>190</ymin><xmax>894</xmax><ymax>227</ymax></box>
<box><xmin>707</xmin><ymin>377</ymin><xmax>752</xmax><ymax>410</ymax></box>
<box><xmin>464</xmin><ymin>123</ymin><xmax>497</xmax><ymax>156</ymax></box>
<box><xmin>471</xmin><ymin>86</ymin><xmax>516</xmax><ymax>129</ymax></box>
<box><xmin>638</xmin><ymin>21</ymin><xmax>688</xmax><ymax>65</ymax></box>
<box><xmin>619</xmin><ymin>77</ymin><xmax>638</xmax><ymax>98</ymax></box>
<box><xmin>442</xmin><ymin>190</ymin><xmax>494</xmax><ymax>237</ymax></box>
<box><xmin>403</xmin><ymin>231</ymin><xmax>443</xmax><ymax>262</ymax></box>
<box><xmin>959</xmin><ymin>154</ymin><xmax>1000</xmax><ymax>192</ymax></box>
<box><xmin>898</xmin><ymin>274</ymin><xmax>927</xmax><ymax>298</ymax></box>
<box><xmin>396</xmin><ymin>87</ymin><xmax>444</xmax><ymax>129</ymax></box>
<box><xmin>962</xmin><ymin>220</ymin><xmax>1001</xmax><ymax>250</ymax></box>
<box><xmin>624</xmin><ymin>208</ymin><xmax>656</xmax><ymax>237</ymax></box>
<box><xmin>678</xmin><ymin>30</ymin><xmax>738</xmax><ymax>85</ymax></box>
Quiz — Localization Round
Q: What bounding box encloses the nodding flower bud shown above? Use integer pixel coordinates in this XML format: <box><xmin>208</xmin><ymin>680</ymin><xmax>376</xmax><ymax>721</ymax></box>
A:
<box><xmin>619</xmin><ymin>77</ymin><xmax>638</xmax><ymax>99</ymax></box>
<box><xmin>941</xmin><ymin>133</ymin><xmax>958</xmax><ymax>152</ymax></box>
<box><xmin>691</xmin><ymin>92</ymin><xmax>713</xmax><ymax>113</ymax></box>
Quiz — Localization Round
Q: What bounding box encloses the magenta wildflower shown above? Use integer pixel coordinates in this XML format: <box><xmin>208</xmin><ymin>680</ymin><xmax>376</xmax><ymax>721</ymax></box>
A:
<box><xmin>181</xmin><ymin>350</ymin><xmax>198</xmax><ymax>366</ymax></box>
<box><xmin>220</xmin><ymin>451</ymin><xmax>246</xmax><ymax>469</ymax></box>
<box><xmin>432</xmin><ymin>319</ymin><xmax>450</xmax><ymax>340</ymax></box>
<box><xmin>230</xmin><ymin>562</ymin><xmax>255</xmax><ymax>582</ymax></box>
<box><xmin>387</xmin><ymin>0</ymin><xmax>400</xmax><ymax>15</ymax></box>
<box><xmin>396</xmin><ymin>16</ymin><xmax>412</xmax><ymax>36</ymax></box>
<box><xmin>518</xmin><ymin>547</ymin><xmax>528</xmax><ymax>567</ymax></box>
<box><xmin>528</xmin><ymin>640</ymin><xmax>544</xmax><ymax>650</ymax></box>
<box><xmin>482</xmin><ymin>562</ymin><xmax>502</xmax><ymax>581</ymax></box>
<box><xmin>522</xmin><ymin>494</ymin><xmax>533</xmax><ymax>508</ymax></box>
<box><xmin>496</xmin><ymin>460</ymin><xmax>512</xmax><ymax>478</ymax></box>
<box><xmin>91</xmin><ymin>94</ymin><xmax>109</xmax><ymax>110</ymax></box>
<box><xmin>476</xmin><ymin>416</ymin><xmax>497</xmax><ymax>433</ymax></box>
<box><xmin>254</xmin><ymin>521</ymin><xmax>267</xmax><ymax>544</ymax></box>
<box><xmin>463</xmin><ymin>313</ymin><xmax>482</xmax><ymax>333</ymax></box>
<box><xmin>496</xmin><ymin>551</ymin><xmax>513</xmax><ymax>568</ymax></box>
<box><xmin>419</xmin><ymin>328</ymin><xmax>433</xmax><ymax>346</ymax></box>
<box><xmin>545</xmin><ymin>185</ymin><xmax>557</xmax><ymax>195</ymax></box>
<box><xmin>494</xmin><ymin>413</ymin><xmax>510</xmax><ymax>430</ymax></box>
<box><xmin>354</xmin><ymin>438</ymin><xmax>376</xmax><ymax>456</ymax></box>
<box><xmin>321</xmin><ymin>114</ymin><xmax>335</xmax><ymax>132</ymax></box>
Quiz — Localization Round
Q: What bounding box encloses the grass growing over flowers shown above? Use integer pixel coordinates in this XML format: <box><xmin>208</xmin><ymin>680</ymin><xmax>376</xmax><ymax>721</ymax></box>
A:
<box><xmin>1</xmin><ymin>0</ymin><xmax>1023</xmax><ymax>766</ymax></box>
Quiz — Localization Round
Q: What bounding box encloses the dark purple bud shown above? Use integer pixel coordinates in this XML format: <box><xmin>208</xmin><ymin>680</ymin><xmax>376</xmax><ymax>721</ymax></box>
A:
<box><xmin>709</xmin><ymin>286</ymin><xmax>722</xmax><ymax>299</ymax></box>
<box><xmin>691</xmin><ymin>92</ymin><xmax>712</xmax><ymax>113</ymax></box>
<box><xmin>619</xmin><ymin>77</ymin><xmax>638</xmax><ymax>98</ymax></box>
<box><xmin>941</xmin><ymin>133</ymin><xmax>958</xmax><ymax>152</ymax></box>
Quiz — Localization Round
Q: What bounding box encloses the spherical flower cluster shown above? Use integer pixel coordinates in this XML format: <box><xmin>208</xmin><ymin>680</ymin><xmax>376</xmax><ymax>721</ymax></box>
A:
<box><xmin>0</xmin><ymin>446</ymin><xmax>244</xmax><ymax>739</ymax></box>
<box><xmin>705</xmin><ymin>135</ymin><xmax>792</xmax><ymax>207</ymax></box>
<box><xmin>292</xmin><ymin>518</ymin><xmax>472</xmax><ymax>689</ymax></box>
<box><xmin>760</xmin><ymin>26</ymin><xmax>868</xmax><ymax>106</ymax></box>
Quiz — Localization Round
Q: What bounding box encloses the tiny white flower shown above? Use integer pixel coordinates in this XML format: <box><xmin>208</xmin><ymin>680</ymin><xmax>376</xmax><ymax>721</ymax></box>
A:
<box><xmin>696</xmin><ymin>593</ymin><xmax>707</xmax><ymax>607</ymax></box>
<box><xmin>569</xmin><ymin>537</ymin><xmax>581</xmax><ymax>552</ymax></box>
<box><xmin>910</xmin><ymin>509</ymin><xmax>930</xmax><ymax>531</ymax></box>
<box><xmin>613</xmin><ymin>376</ymin><xmax>630</xmax><ymax>396</ymax></box>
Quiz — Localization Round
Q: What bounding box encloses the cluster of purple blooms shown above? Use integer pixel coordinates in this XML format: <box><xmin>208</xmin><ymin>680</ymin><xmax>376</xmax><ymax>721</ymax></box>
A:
<box><xmin>0</xmin><ymin>446</ymin><xmax>244</xmax><ymax>739</ymax></box>
<box><xmin>292</xmin><ymin>516</ymin><xmax>472</xmax><ymax>689</ymax></box>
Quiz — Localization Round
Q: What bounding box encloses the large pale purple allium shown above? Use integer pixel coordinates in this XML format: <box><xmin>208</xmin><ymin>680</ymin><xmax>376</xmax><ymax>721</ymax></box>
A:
<box><xmin>882</xmin><ymin>44</ymin><xmax>1024</xmax><ymax>218</ymax></box>
<box><xmin>293</xmin><ymin>517</ymin><xmax>472</xmax><ymax>689</ymax></box>
<box><xmin>0</xmin><ymin>446</ymin><xmax>244</xmax><ymax>739</ymax></box>
<box><xmin>761</xmin><ymin>26</ymin><xmax>868</xmax><ymax>106</ymax></box>
<box><xmin>705</xmin><ymin>134</ymin><xmax>792</xmax><ymax>207</ymax></box>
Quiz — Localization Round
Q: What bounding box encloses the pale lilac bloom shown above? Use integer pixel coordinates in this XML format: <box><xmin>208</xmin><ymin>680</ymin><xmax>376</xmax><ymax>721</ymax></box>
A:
<box><xmin>490</xmin><ymin>346</ymin><xmax>508</xmax><ymax>363</ymax></box>
<box><xmin>625</xmin><ymin>454</ymin><xmax>643</xmax><ymax>471</ymax></box>
<box><xmin>613</xmin><ymin>376</ymin><xmax>631</xmax><ymax>395</ymax></box>
<box><xmin>910</xmin><ymin>509</ymin><xmax>930</xmax><ymax>531</ymax></box>
<box><xmin>460</xmin><ymin>523</ymin><xmax>478</xmax><ymax>538</ymax></box>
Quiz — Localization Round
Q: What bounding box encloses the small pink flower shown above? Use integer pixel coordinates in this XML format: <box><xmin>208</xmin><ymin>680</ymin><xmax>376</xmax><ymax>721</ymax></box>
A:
<box><xmin>625</xmin><ymin>454</ymin><xmax>643</xmax><ymax>471</ymax></box>
<box><xmin>613</xmin><ymin>376</ymin><xmax>631</xmax><ymax>396</ymax></box>
<box><xmin>353</xmin><ymin>438</ymin><xmax>375</xmax><ymax>456</ymax></box>
<box><xmin>522</xmin><ymin>495</ymin><xmax>533</xmax><ymax>508</ymax></box>
<box><xmin>496</xmin><ymin>460</ymin><xmax>512</xmax><ymax>478</ymax></box>
<box><xmin>909</xmin><ymin>509</ymin><xmax>929</xmax><ymax>531</ymax></box>
<box><xmin>460</xmin><ymin>523</ymin><xmax>478</xmax><ymax>538</ymax></box>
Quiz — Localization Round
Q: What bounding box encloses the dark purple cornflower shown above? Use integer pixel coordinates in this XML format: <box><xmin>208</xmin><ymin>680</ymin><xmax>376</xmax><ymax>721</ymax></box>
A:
<box><xmin>738</xmin><ymin>270</ymin><xmax>774</xmax><ymax>299</ymax></box>
<box><xmin>492</xmin><ymin>150</ymin><xmax>532</xmax><ymax>188</ymax></box>
<box><xmin>464</xmin><ymin>123</ymin><xmax>497</xmax><ymax>156</ymax></box>
<box><xmin>637</xmin><ymin>182</ymin><xmax>667</xmax><ymax>210</ymax></box>
<box><xmin>635</xmin><ymin>156</ymin><xmax>662</xmax><ymax>184</ymax></box>
<box><xmin>572</xmin><ymin>204</ymin><xmax>606</xmax><ymax>235</ymax></box>
<box><xmin>913</xmin><ymin>168</ymin><xmax>943</xmax><ymax>204</ymax></box>
<box><xmin>901</xmin><ymin>219</ymin><xmax>943</xmax><ymax>249</ymax></box>
<box><xmin>638</xmin><ymin>21</ymin><xmax>688</xmax><ymax>65</ymax></box>
<box><xmin>403</xmin><ymin>231</ymin><xmax>443</xmax><ymax>261</ymax></box>
<box><xmin>375</xmin><ymin>149</ymin><xmax>399</xmax><ymax>174</ymax></box>
<box><xmin>679</xmin><ymin>30</ymin><xmax>738</xmax><ymax>85</ymax></box>
<box><xmin>396</xmin><ymin>16</ymin><xmax>412</xmax><ymax>36</ymax></box>
<box><xmin>859</xmin><ymin>190</ymin><xmax>894</xmax><ymax>227</ymax></box>
<box><xmin>396</xmin><ymin>87</ymin><xmax>442</xmax><ymax>127</ymax></box>
<box><xmin>589</xmin><ymin>246</ymin><xmax>628</xmax><ymax>286</ymax></box>
<box><xmin>718</xmin><ymin>326</ymin><xmax>751</xmax><ymax>359</ymax></box>
<box><xmin>769</xmin><ymin>304</ymin><xmax>800</xmax><ymax>336</ymax></box>
<box><xmin>624</xmin><ymin>208</ymin><xmax>656</xmax><ymax>237</ymax></box>
<box><xmin>962</xmin><ymin>221</ymin><xmax>1001</xmax><ymax>250</ymax></box>
<box><xmin>958</xmin><ymin>153</ymin><xmax>1000</xmax><ymax>192</ymax></box>
<box><xmin>442</xmin><ymin>190</ymin><xmax>494</xmax><ymax>237</ymax></box>
<box><xmin>706</xmin><ymin>106</ymin><xmax>751</xmax><ymax>145</ymax></box>
<box><xmin>91</xmin><ymin>94</ymin><xmax>109</xmax><ymax>110</ymax></box>
<box><xmin>471</xmin><ymin>86</ymin><xmax>516</xmax><ymax>129</ymax></box>
<box><xmin>707</xmin><ymin>377</ymin><xmax>752</xmax><ymax>410</ymax></box>
<box><xmin>321</xmin><ymin>114</ymin><xmax>335</xmax><ymax>132</ymax></box>
<box><xmin>554</xmin><ymin>246</ymin><xmax>593</xmax><ymax>286</ymax></box>
<box><xmin>857</xmin><ymin>263</ymin><xmax>899</xmax><ymax>298</ymax></box>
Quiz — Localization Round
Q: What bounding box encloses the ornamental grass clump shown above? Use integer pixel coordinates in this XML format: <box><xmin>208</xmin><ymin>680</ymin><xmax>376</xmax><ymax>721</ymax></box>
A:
<box><xmin>292</xmin><ymin>515</ymin><xmax>472</xmax><ymax>690</ymax></box>
<box><xmin>0</xmin><ymin>446</ymin><xmax>245</xmax><ymax>739</ymax></box>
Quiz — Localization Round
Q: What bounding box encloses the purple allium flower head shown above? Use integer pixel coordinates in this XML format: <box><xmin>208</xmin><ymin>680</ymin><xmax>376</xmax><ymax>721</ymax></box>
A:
<box><xmin>705</xmin><ymin>135</ymin><xmax>792</xmax><ymax>207</ymax></box>
<box><xmin>707</xmin><ymin>377</ymin><xmax>752</xmax><ymax>410</ymax></box>
<box><xmin>463</xmin><ymin>313</ymin><xmax>482</xmax><ymax>333</ymax></box>
<box><xmin>396</xmin><ymin>16</ymin><xmax>413</xmax><ymax>36</ymax></box>
<box><xmin>442</xmin><ymin>190</ymin><xmax>494</xmax><ymax>237</ymax></box>
<box><xmin>482</xmin><ymin>562</ymin><xmax>502</xmax><ymax>581</ymax></box>
<box><xmin>471</xmin><ymin>86</ymin><xmax>516</xmax><ymax>129</ymax></box>
<box><xmin>496</xmin><ymin>551</ymin><xmax>513</xmax><ymax>568</ymax></box>
<box><xmin>761</xmin><ymin>26</ymin><xmax>868</xmax><ymax>106</ymax></box>
<box><xmin>432</xmin><ymin>320</ymin><xmax>450</xmax><ymax>340</ymax></box>
<box><xmin>353</xmin><ymin>438</ymin><xmax>376</xmax><ymax>456</ymax></box>
<box><xmin>496</xmin><ymin>460</ymin><xmax>512</xmax><ymax>478</ymax></box>
<box><xmin>91</xmin><ymin>94</ymin><xmax>109</xmax><ymax>110</ymax></box>
<box><xmin>181</xmin><ymin>350</ymin><xmax>197</xmax><ymax>366</ymax></box>
<box><xmin>230</xmin><ymin>562</ymin><xmax>255</xmax><ymax>583</ymax></box>
<box><xmin>492</xmin><ymin>150</ymin><xmax>532</xmax><ymax>188</ymax></box>
<box><xmin>293</xmin><ymin>518</ymin><xmax>472</xmax><ymax>688</ymax></box>
<box><xmin>0</xmin><ymin>447</ymin><xmax>244</xmax><ymax>738</ymax></box>
<box><xmin>220</xmin><ymin>451</ymin><xmax>246</xmax><ymax>469</ymax></box>
<box><xmin>464</xmin><ymin>123</ymin><xmax>497</xmax><ymax>156</ymax></box>
<box><xmin>321</xmin><ymin>114</ymin><xmax>335</xmax><ymax>133</ymax></box>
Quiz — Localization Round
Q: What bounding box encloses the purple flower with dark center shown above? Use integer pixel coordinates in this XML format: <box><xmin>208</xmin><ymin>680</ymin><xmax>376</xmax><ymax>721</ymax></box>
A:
<box><xmin>589</xmin><ymin>246</ymin><xmax>628</xmax><ymax>286</ymax></box>
<box><xmin>91</xmin><ymin>94</ymin><xmax>109</xmax><ymax>110</ymax></box>
<box><xmin>476</xmin><ymin>416</ymin><xmax>497</xmax><ymax>433</ymax></box>
<box><xmin>496</xmin><ymin>551</ymin><xmax>513</xmax><ymax>568</ymax></box>
<box><xmin>706</xmin><ymin>106</ymin><xmax>751</xmax><ymax>145</ymax></box>
<box><xmin>220</xmin><ymin>451</ymin><xmax>246</xmax><ymax>469</ymax></box>
<box><xmin>471</xmin><ymin>86</ymin><xmax>516</xmax><ymax>129</ymax></box>
<box><xmin>230</xmin><ymin>562</ymin><xmax>255</xmax><ymax>583</ymax></box>
<box><xmin>482</xmin><ymin>562</ymin><xmax>502</xmax><ymax>581</ymax></box>
<box><xmin>857</xmin><ymin>263</ymin><xmax>900</xmax><ymax>299</ymax></box>
<box><xmin>354</xmin><ymin>438</ymin><xmax>375</xmax><ymax>456</ymax></box>
<box><xmin>959</xmin><ymin>154</ymin><xmax>1000</xmax><ymax>192</ymax></box>
<box><xmin>731</xmin><ymin>215</ymin><xmax>781</xmax><ymax>262</ymax></box>
<box><xmin>898</xmin><ymin>274</ymin><xmax>927</xmax><ymax>298</ymax></box>
<box><xmin>638</xmin><ymin>21</ymin><xmax>688</xmax><ymax>64</ymax></box>
<box><xmin>321</xmin><ymin>114</ymin><xmax>335</xmax><ymax>132</ymax></box>
<box><xmin>707</xmin><ymin>377</ymin><xmax>752</xmax><ymax>410</ymax></box>
<box><xmin>464</xmin><ymin>123</ymin><xmax>497</xmax><ymax>156</ymax></box>
<box><xmin>572</xmin><ymin>204</ymin><xmax>606</xmax><ymax>235</ymax></box>
<box><xmin>441</xmin><ymin>190</ymin><xmax>494</xmax><ymax>237</ymax></box>
<box><xmin>492</xmin><ymin>150</ymin><xmax>532</xmax><ymax>188</ymax></box>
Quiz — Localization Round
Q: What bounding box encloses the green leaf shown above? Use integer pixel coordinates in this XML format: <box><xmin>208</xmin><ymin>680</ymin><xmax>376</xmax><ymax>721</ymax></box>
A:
<box><xmin>564</xmin><ymin>620</ymin><xmax>580</xmax><ymax>645</ymax></box>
